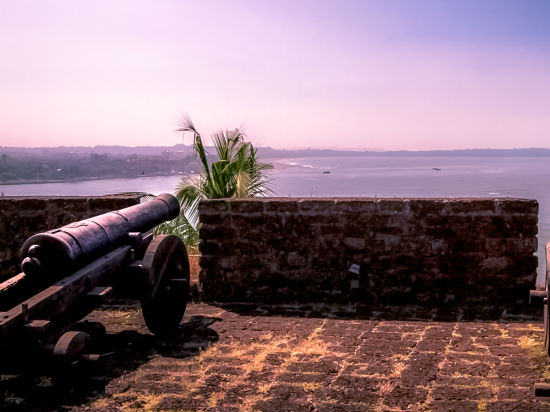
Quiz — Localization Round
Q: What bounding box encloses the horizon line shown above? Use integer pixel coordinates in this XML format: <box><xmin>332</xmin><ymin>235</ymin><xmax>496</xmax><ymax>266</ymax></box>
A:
<box><xmin>2</xmin><ymin>145</ymin><xmax>550</xmax><ymax>153</ymax></box>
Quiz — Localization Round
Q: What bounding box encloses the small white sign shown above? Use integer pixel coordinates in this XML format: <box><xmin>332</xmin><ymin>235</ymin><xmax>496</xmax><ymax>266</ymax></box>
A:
<box><xmin>348</xmin><ymin>264</ymin><xmax>360</xmax><ymax>275</ymax></box>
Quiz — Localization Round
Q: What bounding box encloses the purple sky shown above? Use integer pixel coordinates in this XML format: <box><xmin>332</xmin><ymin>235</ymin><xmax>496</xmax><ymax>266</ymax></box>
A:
<box><xmin>1</xmin><ymin>0</ymin><xmax>549</xmax><ymax>150</ymax></box>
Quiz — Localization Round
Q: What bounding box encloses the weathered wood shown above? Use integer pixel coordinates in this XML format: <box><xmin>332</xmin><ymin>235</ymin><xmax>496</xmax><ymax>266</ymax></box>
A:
<box><xmin>0</xmin><ymin>245</ymin><xmax>131</xmax><ymax>343</ymax></box>
<box><xmin>140</xmin><ymin>235</ymin><xmax>190</xmax><ymax>337</ymax></box>
<box><xmin>0</xmin><ymin>273</ymin><xmax>31</xmax><ymax>309</ymax></box>
<box><xmin>23</xmin><ymin>319</ymin><xmax>51</xmax><ymax>336</ymax></box>
<box><xmin>86</xmin><ymin>286</ymin><xmax>113</xmax><ymax>305</ymax></box>
<box><xmin>53</xmin><ymin>331</ymin><xmax>90</xmax><ymax>358</ymax></box>
<box><xmin>0</xmin><ymin>273</ymin><xmax>26</xmax><ymax>294</ymax></box>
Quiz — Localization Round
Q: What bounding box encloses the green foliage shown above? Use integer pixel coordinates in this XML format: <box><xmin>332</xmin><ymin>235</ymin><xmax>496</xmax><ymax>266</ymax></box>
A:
<box><xmin>153</xmin><ymin>213</ymin><xmax>200</xmax><ymax>253</ymax></box>
<box><xmin>156</xmin><ymin>116</ymin><xmax>271</xmax><ymax>247</ymax></box>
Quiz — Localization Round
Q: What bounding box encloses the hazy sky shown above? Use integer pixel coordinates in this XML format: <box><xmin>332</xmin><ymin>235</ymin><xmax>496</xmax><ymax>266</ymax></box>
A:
<box><xmin>1</xmin><ymin>0</ymin><xmax>549</xmax><ymax>150</ymax></box>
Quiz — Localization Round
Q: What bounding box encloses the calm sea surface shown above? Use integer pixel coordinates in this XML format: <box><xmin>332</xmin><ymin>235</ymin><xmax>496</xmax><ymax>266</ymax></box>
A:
<box><xmin>2</xmin><ymin>155</ymin><xmax>549</xmax><ymax>285</ymax></box>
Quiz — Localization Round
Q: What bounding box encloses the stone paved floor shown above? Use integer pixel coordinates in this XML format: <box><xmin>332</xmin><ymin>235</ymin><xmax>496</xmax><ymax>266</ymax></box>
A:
<box><xmin>1</xmin><ymin>303</ymin><xmax>550</xmax><ymax>411</ymax></box>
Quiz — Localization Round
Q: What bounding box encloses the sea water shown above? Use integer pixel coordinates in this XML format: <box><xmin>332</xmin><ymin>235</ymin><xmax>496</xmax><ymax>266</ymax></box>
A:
<box><xmin>2</xmin><ymin>155</ymin><xmax>549</xmax><ymax>285</ymax></box>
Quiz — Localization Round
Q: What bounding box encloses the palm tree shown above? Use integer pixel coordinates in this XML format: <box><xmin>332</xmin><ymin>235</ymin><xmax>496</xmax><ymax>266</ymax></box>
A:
<box><xmin>155</xmin><ymin>116</ymin><xmax>271</xmax><ymax>248</ymax></box>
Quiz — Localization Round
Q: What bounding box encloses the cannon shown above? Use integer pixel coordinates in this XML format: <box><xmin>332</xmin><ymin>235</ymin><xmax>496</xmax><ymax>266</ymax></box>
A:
<box><xmin>530</xmin><ymin>242</ymin><xmax>550</xmax><ymax>397</ymax></box>
<box><xmin>0</xmin><ymin>193</ymin><xmax>190</xmax><ymax>364</ymax></box>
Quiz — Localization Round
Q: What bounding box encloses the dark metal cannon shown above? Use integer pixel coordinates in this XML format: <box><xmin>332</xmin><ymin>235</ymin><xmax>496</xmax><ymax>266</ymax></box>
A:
<box><xmin>530</xmin><ymin>242</ymin><xmax>550</xmax><ymax>397</ymax></box>
<box><xmin>0</xmin><ymin>193</ymin><xmax>190</xmax><ymax>364</ymax></box>
<box><xmin>20</xmin><ymin>193</ymin><xmax>179</xmax><ymax>278</ymax></box>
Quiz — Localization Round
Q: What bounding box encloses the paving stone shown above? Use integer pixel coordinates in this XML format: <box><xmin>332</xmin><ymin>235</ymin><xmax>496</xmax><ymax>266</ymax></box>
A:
<box><xmin>314</xmin><ymin>402</ymin><xmax>372</xmax><ymax>412</ymax></box>
<box><xmin>497</xmin><ymin>385</ymin><xmax>535</xmax><ymax>401</ymax></box>
<box><xmin>399</xmin><ymin>352</ymin><xmax>441</xmax><ymax>386</ymax></box>
<box><xmin>424</xmin><ymin>399</ymin><xmax>481</xmax><ymax>411</ymax></box>
<box><xmin>430</xmin><ymin>384</ymin><xmax>494</xmax><ymax>400</ymax></box>
<box><xmin>205</xmin><ymin>365</ymin><xmax>246</xmax><ymax>376</ymax></box>
<box><xmin>384</xmin><ymin>385</ymin><xmax>428</xmax><ymax>409</ymax></box>
<box><xmin>441</xmin><ymin>359</ymin><xmax>495</xmax><ymax>377</ymax></box>
<box><xmin>153</xmin><ymin>395</ymin><xmax>205</xmax><ymax>411</ymax></box>
<box><xmin>331</xmin><ymin>374</ymin><xmax>383</xmax><ymax>392</ymax></box>
<box><xmin>343</xmin><ymin>359</ymin><xmax>395</xmax><ymax>376</ymax></box>
<box><xmin>285</xmin><ymin>359</ymin><xmax>340</xmax><ymax>374</ymax></box>
<box><xmin>253</xmin><ymin>398</ymin><xmax>315</xmax><ymax>411</ymax></box>
<box><xmin>486</xmin><ymin>400</ymin><xmax>550</xmax><ymax>411</ymax></box>
<box><xmin>494</xmin><ymin>362</ymin><xmax>540</xmax><ymax>387</ymax></box>
<box><xmin>0</xmin><ymin>303</ymin><xmax>548</xmax><ymax>411</ymax></box>
<box><xmin>444</xmin><ymin>351</ymin><xmax>498</xmax><ymax>363</ymax></box>
<box><xmin>435</xmin><ymin>375</ymin><xmax>485</xmax><ymax>387</ymax></box>
<box><xmin>266</xmin><ymin>383</ymin><xmax>310</xmax><ymax>400</ymax></box>
<box><xmin>279</xmin><ymin>372</ymin><xmax>332</xmax><ymax>385</ymax></box>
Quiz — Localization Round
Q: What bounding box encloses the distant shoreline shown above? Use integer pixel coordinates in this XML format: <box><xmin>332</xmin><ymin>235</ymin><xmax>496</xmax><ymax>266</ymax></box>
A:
<box><xmin>3</xmin><ymin>147</ymin><xmax>550</xmax><ymax>186</ymax></box>
<box><xmin>0</xmin><ymin>172</ymin><xmax>194</xmax><ymax>187</ymax></box>
<box><xmin>2</xmin><ymin>145</ymin><xmax>550</xmax><ymax>158</ymax></box>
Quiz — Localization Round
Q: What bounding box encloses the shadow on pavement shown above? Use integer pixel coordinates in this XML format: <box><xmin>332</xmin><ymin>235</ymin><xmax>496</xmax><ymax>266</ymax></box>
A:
<box><xmin>0</xmin><ymin>315</ymin><xmax>220</xmax><ymax>412</ymax></box>
<box><xmin>212</xmin><ymin>301</ymin><xmax>542</xmax><ymax>322</ymax></box>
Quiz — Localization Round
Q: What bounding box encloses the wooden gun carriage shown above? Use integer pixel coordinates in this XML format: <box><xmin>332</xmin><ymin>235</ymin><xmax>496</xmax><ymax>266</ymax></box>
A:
<box><xmin>0</xmin><ymin>193</ymin><xmax>189</xmax><ymax>364</ymax></box>
<box><xmin>531</xmin><ymin>242</ymin><xmax>550</xmax><ymax>397</ymax></box>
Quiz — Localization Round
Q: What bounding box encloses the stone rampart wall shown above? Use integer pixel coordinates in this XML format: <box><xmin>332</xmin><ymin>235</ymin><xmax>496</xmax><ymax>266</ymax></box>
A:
<box><xmin>0</xmin><ymin>195</ymin><xmax>144</xmax><ymax>280</ymax></box>
<box><xmin>199</xmin><ymin>198</ymin><xmax>538</xmax><ymax>308</ymax></box>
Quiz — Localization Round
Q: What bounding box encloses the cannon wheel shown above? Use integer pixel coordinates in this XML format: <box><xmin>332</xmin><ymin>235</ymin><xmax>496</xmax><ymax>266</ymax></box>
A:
<box><xmin>140</xmin><ymin>235</ymin><xmax>190</xmax><ymax>337</ymax></box>
<box><xmin>53</xmin><ymin>331</ymin><xmax>91</xmax><ymax>360</ymax></box>
<box><xmin>545</xmin><ymin>242</ymin><xmax>550</xmax><ymax>356</ymax></box>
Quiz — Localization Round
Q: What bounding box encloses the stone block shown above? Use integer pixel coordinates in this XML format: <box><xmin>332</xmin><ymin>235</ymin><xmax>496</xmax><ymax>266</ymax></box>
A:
<box><xmin>409</xmin><ymin>199</ymin><xmax>446</xmax><ymax>215</ymax></box>
<box><xmin>343</xmin><ymin>237</ymin><xmax>366</xmax><ymax>251</ymax></box>
<box><xmin>448</xmin><ymin>199</ymin><xmax>496</xmax><ymax>214</ymax></box>
<box><xmin>298</xmin><ymin>199</ymin><xmax>334</xmax><ymax>214</ymax></box>
<box><xmin>480</xmin><ymin>257</ymin><xmax>509</xmax><ymax>271</ymax></box>
<box><xmin>18</xmin><ymin>198</ymin><xmax>48</xmax><ymax>210</ymax></box>
<box><xmin>199</xmin><ymin>224</ymin><xmax>237</xmax><ymax>241</ymax></box>
<box><xmin>228</xmin><ymin>200</ymin><xmax>263</xmax><ymax>214</ymax></box>
<box><xmin>377</xmin><ymin>199</ymin><xmax>409</xmax><ymax>214</ymax></box>
<box><xmin>505</xmin><ymin>237</ymin><xmax>537</xmax><ymax>255</ymax></box>
<box><xmin>198</xmin><ymin>240</ymin><xmax>221</xmax><ymax>255</ymax></box>
<box><xmin>333</xmin><ymin>199</ymin><xmax>378</xmax><ymax>213</ymax></box>
<box><xmin>485</xmin><ymin>237</ymin><xmax>505</xmax><ymax>251</ymax></box>
<box><xmin>497</xmin><ymin>199</ymin><xmax>538</xmax><ymax>215</ymax></box>
<box><xmin>286</xmin><ymin>252</ymin><xmax>308</xmax><ymax>267</ymax></box>
<box><xmin>200</xmin><ymin>199</ymin><xmax>229</xmax><ymax>214</ymax></box>
<box><xmin>197</xmin><ymin>197</ymin><xmax>538</xmax><ymax>307</ymax></box>
<box><xmin>263</xmin><ymin>201</ymin><xmax>299</xmax><ymax>214</ymax></box>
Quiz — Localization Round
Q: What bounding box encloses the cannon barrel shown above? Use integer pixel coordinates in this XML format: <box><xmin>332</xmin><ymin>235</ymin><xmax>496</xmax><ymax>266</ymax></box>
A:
<box><xmin>20</xmin><ymin>193</ymin><xmax>180</xmax><ymax>277</ymax></box>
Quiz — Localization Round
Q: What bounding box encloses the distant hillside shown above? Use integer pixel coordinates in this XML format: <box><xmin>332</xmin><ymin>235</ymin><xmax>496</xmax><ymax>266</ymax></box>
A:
<box><xmin>2</xmin><ymin>145</ymin><xmax>550</xmax><ymax>159</ymax></box>
<box><xmin>2</xmin><ymin>145</ymin><xmax>550</xmax><ymax>185</ymax></box>
<box><xmin>0</xmin><ymin>144</ymin><xmax>193</xmax><ymax>157</ymax></box>
<box><xmin>258</xmin><ymin>147</ymin><xmax>550</xmax><ymax>158</ymax></box>
<box><xmin>0</xmin><ymin>146</ymin><xmax>201</xmax><ymax>184</ymax></box>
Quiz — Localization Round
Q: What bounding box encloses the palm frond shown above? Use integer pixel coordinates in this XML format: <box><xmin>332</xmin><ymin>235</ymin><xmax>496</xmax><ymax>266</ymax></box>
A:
<box><xmin>166</xmin><ymin>115</ymin><xmax>272</xmax><ymax>248</ymax></box>
<box><xmin>154</xmin><ymin>213</ymin><xmax>200</xmax><ymax>251</ymax></box>
<box><xmin>176</xmin><ymin>114</ymin><xmax>197</xmax><ymax>135</ymax></box>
